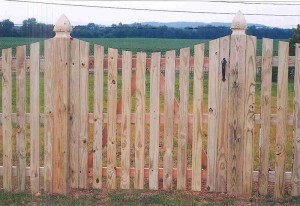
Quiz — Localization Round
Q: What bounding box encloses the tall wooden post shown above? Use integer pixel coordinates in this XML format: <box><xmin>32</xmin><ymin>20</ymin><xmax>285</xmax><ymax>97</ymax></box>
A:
<box><xmin>51</xmin><ymin>14</ymin><xmax>72</xmax><ymax>194</ymax></box>
<box><xmin>227</xmin><ymin>11</ymin><xmax>247</xmax><ymax>196</ymax></box>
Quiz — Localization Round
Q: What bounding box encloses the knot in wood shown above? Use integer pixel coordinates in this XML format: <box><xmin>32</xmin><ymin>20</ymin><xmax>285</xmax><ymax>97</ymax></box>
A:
<box><xmin>264</xmin><ymin>95</ymin><xmax>270</xmax><ymax>105</ymax></box>
<box><xmin>122</xmin><ymin>139</ymin><xmax>127</xmax><ymax>148</ymax></box>
<box><xmin>275</xmin><ymin>143</ymin><xmax>284</xmax><ymax>155</ymax></box>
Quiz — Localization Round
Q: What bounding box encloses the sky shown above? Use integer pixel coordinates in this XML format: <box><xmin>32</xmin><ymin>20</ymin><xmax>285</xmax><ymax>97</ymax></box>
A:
<box><xmin>0</xmin><ymin>0</ymin><xmax>299</xmax><ymax>28</ymax></box>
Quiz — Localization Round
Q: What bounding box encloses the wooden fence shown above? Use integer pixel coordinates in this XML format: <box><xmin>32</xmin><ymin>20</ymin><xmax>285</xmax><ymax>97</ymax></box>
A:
<box><xmin>0</xmin><ymin>15</ymin><xmax>300</xmax><ymax>199</ymax></box>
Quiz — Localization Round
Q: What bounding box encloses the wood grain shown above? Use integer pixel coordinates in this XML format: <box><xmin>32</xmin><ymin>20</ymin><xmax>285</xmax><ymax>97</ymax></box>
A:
<box><xmin>69</xmin><ymin>38</ymin><xmax>80</xmax><ymax>188</ymax></box>
<box><xmin>207</xmin><ymin>39</ymin><xmax>220</xmax><ymax>191</ymax></box>
<box><xmin>120</xmin><ymin>51</ymin><xmax>132</xmax><ymax>189</ymax></box>
<box><xmin>149</xmin><ymin>52</ymin><xmax>161</xmax><ymax>190</ymax></box>
<box><xmin>216</xmin><ymin>36</ymin><xmax>230</xmax><ymax>193</ymax></box>
<box><xmin>274</xmin><ymin>41</ymin><xmax>289</xmax><ymax>199</ymax></box>
<box><xmin>134</xmin><ymin>52</ymin><xmax>146</xmax><ymax>189</ymax></box>
<box><xmin>52</xmin><ymin>38</ymin><xmax>70</xmax><ymax>194</ymax></box>
<box><xmin>0</xmin><ymin>111</ymin><xmax>295</xmax><ymax>126</ymax></box>
<box><xmin>227</xmin><ymin>35</ymin><xmax>247</xmax><ymax>195</ymax></box>
<box><xmin>44</xmin><ymin>39</ymin><xmax>54</xmax><ymax>193</ymax></box>
<box><xmin>107</xmin><ymin>48</ymin><xmax>118</xmax><ymax>189</ymax></box>
<box><xmin>93</xmin><ymin>44</ymin><xmax>104</xmax><ymax>189</ymax></box>
<box><xmin>163</xmin><ymin>50</ymin><xmax>175</xmax><ymax>190</ymax></box>
<box><xmin>0</xmin><ymin>165</ymin><xmax>294</xmax><ymax>184</ymax></box>
<box><xmin>258</xmin><ymin>38</ymin><xmax>273</xmax><ymax>195</ymax></box>
<box><xmin>292</xmin><ymin>43</ymin><xmax>300</xmax><ymax>196</ymax></box>
<box><xmin>243</xmin><ymin>35</ymin><xmax>257</xmax><ymax>195</ymax></box>
<box><xmin>177</xmin><ymin>48</ymin><xmax>190</xmax><ymax>190</ymax></box>
<box><xmin>78</xmin><ymin>40</ymin><xmax>89</xmax><ymax>189</ymax></box>
<box><xmin>2</xmin><ymin>48</ymin><xmax>12</xmax><ymax>191</ymax></box>
<box><xmin>30</xmin><ymin>43</ymin><xmax>40</xmax><ymax>194</ymax></box>
<box><xmin>192</xmin><ymin>44</ymin><xmax>204</xmax><ymax>191</ymax></box>
<box><xmin>16</xmin><ymin>45</ymin><xmax>26</xmax><ymax>191</ymax></box>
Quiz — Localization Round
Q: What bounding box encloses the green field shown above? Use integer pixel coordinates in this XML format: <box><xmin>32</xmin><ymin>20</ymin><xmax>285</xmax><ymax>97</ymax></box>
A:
<box><xmin>0</xmin><ymin>37</ymin><xmax>285</xmax><ymax>56</ymax></box>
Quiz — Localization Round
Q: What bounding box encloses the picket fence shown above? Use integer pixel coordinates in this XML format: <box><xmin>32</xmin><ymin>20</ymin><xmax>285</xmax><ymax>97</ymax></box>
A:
<box><xmin>0</xmin><ymin>14</ymin><xmax>299</xmax><ymax>199</ymax></box>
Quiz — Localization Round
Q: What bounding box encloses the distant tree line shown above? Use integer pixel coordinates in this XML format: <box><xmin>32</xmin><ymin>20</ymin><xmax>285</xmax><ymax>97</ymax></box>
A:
<box><xmin>0</xmin><ymin>18</ymin><xmax>293</xmax><ymax>39</ymax></box>
<box><xmin>0</xmin><ymin>18</ymin><xmax>54</xmax><ymax>38</ymax></box>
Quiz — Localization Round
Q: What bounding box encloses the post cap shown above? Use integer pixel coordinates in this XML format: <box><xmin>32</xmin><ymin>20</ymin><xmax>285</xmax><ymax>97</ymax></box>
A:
<box><xmin>53</xmin><ymin>14</ymin><xmax>72</xmax><ymax>38</ymax></box>
<box><xmin>231</xmin><ymin>10</ymin><xmax>247</xmax><ymax>35</ymax></box>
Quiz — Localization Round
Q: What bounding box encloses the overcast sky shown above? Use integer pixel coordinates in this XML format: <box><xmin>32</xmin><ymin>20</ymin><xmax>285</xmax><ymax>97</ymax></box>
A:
<box><xmin>0</xmin><ymin>0</ymin><xmax>299</xmax><ymax>28</ymax></box>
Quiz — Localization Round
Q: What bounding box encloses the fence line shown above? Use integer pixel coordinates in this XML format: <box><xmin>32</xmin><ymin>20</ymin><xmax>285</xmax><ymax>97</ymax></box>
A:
<box><xmin>0</xmin><ymin>56</ymin><xmax>297</xmax><ymax>72</ymax></box>
<box><xmin>0</xmin><ymin>13</ymin><xmax>300</xmax><ymax>199</ymax></box>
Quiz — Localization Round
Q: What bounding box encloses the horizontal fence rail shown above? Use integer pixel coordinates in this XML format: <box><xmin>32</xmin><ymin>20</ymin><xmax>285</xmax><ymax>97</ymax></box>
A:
<box><xmin>0</xmin><ymin>56</ymin><xmax>296</xmax><ymax>71</ymax></box>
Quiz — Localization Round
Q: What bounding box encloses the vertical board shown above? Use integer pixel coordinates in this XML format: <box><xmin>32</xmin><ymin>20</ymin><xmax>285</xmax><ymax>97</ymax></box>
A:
<box><xmin>274</xmin><ymin>41</ymin><xmax>289</xmax><ymax>198</ymax></box>
<box><xmin>292</xmin><ymin>43</ymin><xmax>300</xmax><ymax>196</ymax></box>
<box><xmin>2</xmin><ymin>48</ymin><xmax>12</xmax><ymax>191</ymax></box>
<box><xmin>243</xmin><ymin>35</ymin><xmax>256</xmax><ymax>195</ymax></box>
<box><xmin>93</xmin><ymin>45</ymin><xmax>104</xmax><ymax>189</ymax></box>
<box><xmin>78</xmin><ymin>40</ymin><xmax>89</xmax><ymax>189</ymax></box>
<box><xmin>69</xmin><ymin>38</ymin><xmax>80</xmax><ymax>188</ymax></box>
<box><xmin>30</xmin><ymin>43</ymin><xmax>40</xmax><ymax>194</ymax></box>
<box><xmin>163</xmin><ymin>50</ymin><xmax>175</xmax><ymax>190</ymax></box>
<box><xmin>192</xmin><ymin>44</ymin><xmax>204</xmax><ymax>191</ymax></box>
<box><xmin>44</xmin><ymin>39</ymin><xmax>54</xmax><ymax>193</ymax></box>
<box><xmin>134</xmin><ymin>52</ymin><xmax>146</xmax><ymax>189</ymax></box>
<box><xmin>16</xmin><ymin>45</ymin><xmax>26</xmax><ymax>191</ymax></box>
<box><xmin>258</xmin><ymin>38</ymin><xmax>273</xmax><ymax>195</ymax></box>
<box><xmin>149</xmin><ymin>52</ymin><xmax>160</xmax><ymax>190</ymax></box>
<box><xmin>107</xmin><ymin>48</ymin><xmax>118</xmax><ymax>189</ymax></box>
<box><xmin>207</xmin><ymin>39</ymin><xmax>220</xmax><ymax>191</ymax></box>
<box><xmin>216</xmin><ymin>36</ymin><xmax>230</xmax><ymax>193</ymax></box>
<box><xmin>177</xmin><ymin>48</ymin><xmax>190</xmax><ymax>190</ymax></box>
<box><xmin>120</xmin><ymin>51</ymin><xmax>132</xmax><ymax>189</ymax></box>
<box><xmin>52</xmin><ymin>38</ymin><xmax>70</xmax><ymax>194</ymax></box>
<box><xmin>227</xmin><ymin>35</ymin><xmax>247</xmax><ymax>195</ymax></box>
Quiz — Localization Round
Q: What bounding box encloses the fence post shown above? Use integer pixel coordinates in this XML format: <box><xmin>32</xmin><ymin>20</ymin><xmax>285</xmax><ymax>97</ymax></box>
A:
<box><xmin>227</xmin><ymin>11</ymin><xmax>248</xmax><ymax>195</ymax></box>
<box><xmin>51</xmin><ymin>14</ymin><xmax>72</xmax><ymax>194</ymax></box>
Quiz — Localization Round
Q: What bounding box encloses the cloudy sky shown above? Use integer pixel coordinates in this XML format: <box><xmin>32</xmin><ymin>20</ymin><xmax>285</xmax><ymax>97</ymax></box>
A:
<box><xmin>0</xmin><ymin>0</ymin><xmax>299</xmax><ymax>28</ymax></box>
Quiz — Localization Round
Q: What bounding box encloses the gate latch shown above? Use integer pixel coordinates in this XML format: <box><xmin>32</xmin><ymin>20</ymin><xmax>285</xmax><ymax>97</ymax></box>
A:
<box><xmin>221</xmin><ymin>58</ymin><xmax>227</xmax><ymax>82</ymax></box>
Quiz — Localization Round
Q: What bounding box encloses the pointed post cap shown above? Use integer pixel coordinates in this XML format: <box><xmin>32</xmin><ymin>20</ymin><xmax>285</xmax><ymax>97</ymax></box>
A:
<box><xmin>53</xmin><ymin>14</ymin><xmax>72</xmax><ymax>38</ymax></box>
<box><xmin>231</xmin><ymin>11</ymin><xmax>247</xmax><ymax>35</ymax></box>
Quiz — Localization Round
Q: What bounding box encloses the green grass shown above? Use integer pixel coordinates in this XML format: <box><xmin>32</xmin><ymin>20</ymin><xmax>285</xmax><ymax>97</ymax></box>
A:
<box><xmin>0</xmin><ymin>37</ymin><xmax>285</xmax><ymax>56</ymax></box>
<box><xmin>1</xmin><ymin>190</ymin><xmax>300</xmax><ymax>205</ymax></box>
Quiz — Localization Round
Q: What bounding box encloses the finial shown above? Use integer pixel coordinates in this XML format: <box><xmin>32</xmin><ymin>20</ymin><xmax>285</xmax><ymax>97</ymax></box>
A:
<box><xmin>53</xmin><ymin>14</ymin><xmax>72</xmax><ymax>38</ymax></box>
<box><xmin>231</xmin><ymin>10</ymin><xmax>247</xmax><ymax>35</ymax></box>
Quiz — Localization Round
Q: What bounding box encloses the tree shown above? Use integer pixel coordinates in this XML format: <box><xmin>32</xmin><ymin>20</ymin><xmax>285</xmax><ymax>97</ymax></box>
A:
<box><xmin>0</xmin><ymin>19</ymin><xmax>14</xmax><ymax>37</ymax></box>
<box><xmin>289</xmin><ymin>24</ymin><xmax>300</xmax><ymax>55</ymax></box>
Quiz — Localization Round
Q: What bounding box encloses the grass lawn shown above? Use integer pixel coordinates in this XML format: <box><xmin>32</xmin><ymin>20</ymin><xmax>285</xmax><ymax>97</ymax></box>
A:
<box><xmin>1</xmin><ymin>189</ymin><xmax>300</xmax><ymax>205</ymax></box>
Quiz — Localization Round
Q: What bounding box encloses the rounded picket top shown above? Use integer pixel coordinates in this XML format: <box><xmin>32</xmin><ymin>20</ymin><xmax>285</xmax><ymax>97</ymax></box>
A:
<box><xmin>231</xmin><ymin>10</ymin><xmax>247</xmax><ymax>35</ymax></box>
<box><xmin>53</xmin><ymin>14</ymin><xmax>72</xmax><ymax>38</ymax></box>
